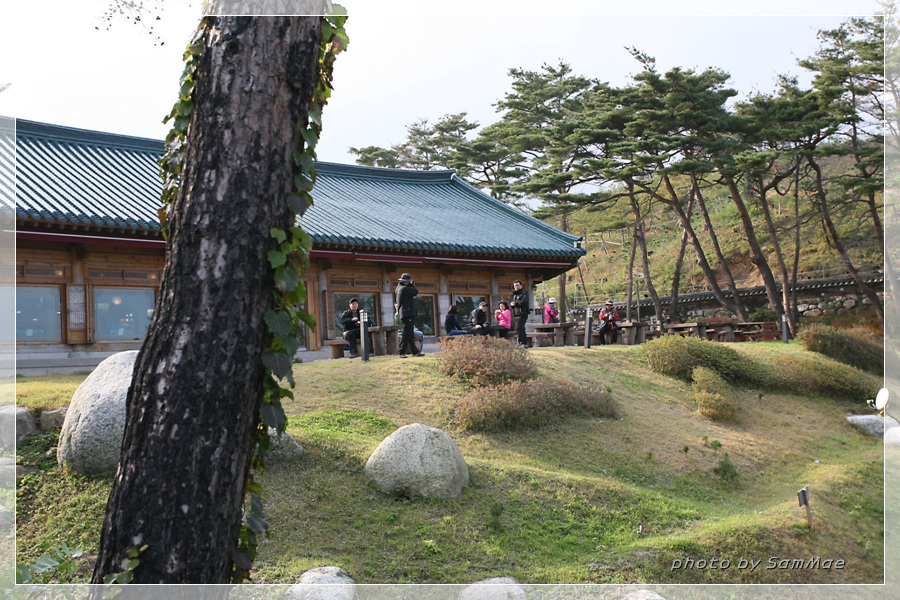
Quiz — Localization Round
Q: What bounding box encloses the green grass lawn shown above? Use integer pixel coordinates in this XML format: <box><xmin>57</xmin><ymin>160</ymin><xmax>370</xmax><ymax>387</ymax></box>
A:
<box><xmin>13</xmin><ymin>343</ymin><xmax>884</xmax><ymax>584</ymax></box>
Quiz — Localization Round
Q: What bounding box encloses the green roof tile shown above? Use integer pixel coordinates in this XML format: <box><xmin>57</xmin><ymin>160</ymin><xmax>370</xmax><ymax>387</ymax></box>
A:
<box><xmin>10</xmin><ymin>119</ymin><xmax>584</xmax><ymax>261</ymax></box>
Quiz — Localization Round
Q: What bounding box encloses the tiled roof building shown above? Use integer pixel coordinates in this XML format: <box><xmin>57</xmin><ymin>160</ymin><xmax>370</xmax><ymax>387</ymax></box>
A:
<box><xmin>9</xmin><ymin>118</ymin><xmax>583</xmax><ymax>354</ymax></box>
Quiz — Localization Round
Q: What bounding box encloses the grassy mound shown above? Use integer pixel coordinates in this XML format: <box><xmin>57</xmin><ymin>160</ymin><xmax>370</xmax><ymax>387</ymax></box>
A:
<box><xmin>14</xmin><ymin>344</ymin><xmax>884</xmax><ymax>585</ymax></box>
<box><xmin>454</xmin><ymin>378</ymin><xmax>617</xmax><ymax>431</ymax></box>
<box><xmin>797</xmin><ymin>323</ymin><xmax>883</xmax><ymax>375</ymax></box>
<box><xmin>643</xmin><ymin>335</ymin><xmax>878</xmax><ymax>401</ymax></box>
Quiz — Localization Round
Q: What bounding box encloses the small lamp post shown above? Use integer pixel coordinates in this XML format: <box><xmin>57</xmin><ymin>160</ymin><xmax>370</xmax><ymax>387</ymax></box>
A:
<box><xmin>360</xmin><ymin>310</ymin><xmax>370</xmax><ymax>361</ymax></box>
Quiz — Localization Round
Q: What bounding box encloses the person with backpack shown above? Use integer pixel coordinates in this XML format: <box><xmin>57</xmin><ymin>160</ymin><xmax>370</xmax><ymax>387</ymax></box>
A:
<box><xmin>543</xmin><ymin>297</ymin><xmax>560</xmax><ymax>324</ymax></box>
<box><xmin>598</xmin><ymin>299</ymin><xmax>620</xmax><ymax>345</ymax></box>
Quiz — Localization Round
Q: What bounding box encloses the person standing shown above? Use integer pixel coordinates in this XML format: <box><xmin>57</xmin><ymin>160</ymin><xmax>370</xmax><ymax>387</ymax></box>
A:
<box><xmin>510</xmin><ymin>280</ymin><xmax>529</xmax><ymax>347</ymax></box>
<box><xmin>598</xmin><ymin>299</ymin><xmax>620</xmax><ymax>345</ymax></box>
<box><xmin>394</xmin><ymin>273</ymin><xmax>422</xmax><ymax>358</ymax></box>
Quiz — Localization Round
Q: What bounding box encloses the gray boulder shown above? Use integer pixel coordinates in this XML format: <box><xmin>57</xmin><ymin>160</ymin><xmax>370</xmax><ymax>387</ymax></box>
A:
<box><xmin>283</xmin><ymin>566</ymin><xmax>355</xmax><ymax>600</ymax></box>
<box><xmin>847</xmin><ymin>414</ymin><xmax>888</xmax><ymax>437</ymax></box>
<box><xmin>267</xmin><ymin>428</ymin><xmax>304</xmax><ymax>461</ymax></box>
<box><xmin>57</xmin><ymin>351</ymin><xmax>137</xmax><ymax>475</ymax></box>
<box><xmin>364</xmin><ymin>423</ymin><xmax>469</xmax><ymax>499</ymax></box>
<box><xmin>40</xmin><ymin>407</ymin><xmax>67</xmax><ymax>430</ymax></box>
<box><xmin>458</xmin><ymin>577</ymin><xmax>526</xmax><ymax>600</ymax></box>
<box><xmin>0</xmin><ymin>406</ymin><xmax>36</xmax><ymax>448</ymax></box>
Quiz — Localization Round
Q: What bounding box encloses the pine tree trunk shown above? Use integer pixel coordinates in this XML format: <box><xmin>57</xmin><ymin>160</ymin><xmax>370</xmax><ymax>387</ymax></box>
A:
<box><xmin>669</xmin><ymin>189</ymin><xmax>695</xmax><ymax>320</ymax></box>
<box><xmin>644</xmin><ymin>176</ymin><xmax>742</xmax><ymax>317</ymax></box>
<box><xmin>92</xmin><ymin>16</ymin><xmax>321</xmax><ymax>584</ymax></box>
<box><xmin>756</xmin><ymin>176</ymin><xmax>798</xmax><ymax>336</ymax></box>
<box><xmin>807</xmin><ymin>158</ymin><xmax>884</xmax><ymax>321</ymax></box>
<box><xmin>691</xmin><ymin>176</ymin><xmax>748</xmax><ymax>320</ymax></box>
<box><xmin>627</xmin><ymin>182</ymin><xmax>664</xmax><ymax>322</ymax></box>
<box><xmin>557</xmin><ymin>209</ymin><xmax>569</xmax><ymax>322</ymax></box>
<box><xmin>723</xmin><ymin>176</ymin><xmax>786</xmax><ymax>318</ymax></box>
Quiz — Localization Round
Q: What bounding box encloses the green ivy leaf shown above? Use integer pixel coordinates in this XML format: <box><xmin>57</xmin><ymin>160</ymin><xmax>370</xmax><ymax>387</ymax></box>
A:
<box><xmin>277</xmin><ymin>266</ymin><xmax>299</xmax><ymax>293</ymax></box>
<box><xmin>301</xmin><ymin>128</ymin><xmax>319</xmax><ymax>149</ymax></box>
<box><xmin>294</xmin><ymin>173</ymin><xmax>314</xmax><ymax>192</ymax></box>
<box><xmin>267</xmin><ymin>251</ymin><xmax>286</xmax><ymax>269</ymax></box>
<box><xmin>262</xmin><ymin>350</ymin><xmax>292</xmax><ymax>379</ymax></box>
<box><xmin>297</xmin><ymin>309</ymin><xmax>316</xmax><ymax>330</ymax></box>
<box><xmin>247</xmin><ymin>481</ymin><xmax>263</xmax><ymax>495</ymax></box>
<box><xmin>247</xmin><ymin>514</ymin><xmax>268</xmax><ymax>535</ymax></box>
<box><xmin>286</xmin><ymin>192</ymin><xmax>310</xmax><ymax>215</ymax></box>
<box><xmin>177</xmin><ymin>100</ymin><xmax>194</xmax><ymax>117</ymax></box>
<box><xmin>250</xmin><ymin>493</ymin><xmax>264</xmax><ymax>516</ymax></box>
<box><xmin>232</xmin><ymin>549</ymin><xmax>253</xmax><ymax>572</ymax></box>
<box><xmin>264</xmin><ymin>310</ymin><xmax>292</xmax><ymax>339</ymax></box>
<box><xmin>260</xmin><ymin>401</ymin><xmax>287</xmax><ymax>430</ymax></box>
<box><xmin>270</xmin><ymin>228</ymin><xmax>287</xmax><ymax>244</ymax></box>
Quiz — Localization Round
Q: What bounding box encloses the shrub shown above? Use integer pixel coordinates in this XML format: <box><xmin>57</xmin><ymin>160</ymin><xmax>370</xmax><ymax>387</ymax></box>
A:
<box><xmin>796</xmin><ymin>323</ymin><xmax>883</xmax><ymax>375</ymax></box>
<box><xmin>454</xmin><ymin>378</ymin><xmax>618</xmax><ymax>432</ymax></box>
<box><xmin>438</xmin><ymin>336</ymin><xmax>538</xmax><ymax>387</ymax></box>
<box><xmin>768</xmin><ymin>352</ymin><xmax>878</xmax><ymax>402</ymax></box>
<box><xmin>645</xmin><ymin>333</ymin><xmax>878</xmax><ymax>403</ymax></box>
<box><xmin>748</xmin><ymin>306</ymin><xmax>778</xmax><ymax>322</ymax></box>
<box><xmin>713</xmin><ymin>453</ymin><xmax>739</xmax><ymax>480</ymax></box>
<box><xmin>642</xmin><ymin>335</ymin><xmax>765</xmax><ymax>384</ymax></box>
<box><xmin>692</xmin><ymin>367</ymin><xmax>737</xmax><ymax>422</ymax></box>
<box><xmin>694</xmin><ymin>391</ymin><xmax>737</xmax><ymax>422</ymax></box>
<box><xmin>691</xmin><ymin>366</ymin><xmax>731</xmax><ymax>397</ymax></box>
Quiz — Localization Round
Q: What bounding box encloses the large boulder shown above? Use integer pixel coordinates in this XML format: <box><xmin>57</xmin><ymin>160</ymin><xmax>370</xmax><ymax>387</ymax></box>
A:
<box><xmin>458</xmin><ymin>577</ymin><xmax>526</xmax><ymax>600</ymax></box>
<box><xmin>364</xmin><ymin>423</ymin><xmax>469</xmax><ymax>499</ymax></box>
<box><xmin>846</xmin><ymin>414</ymin><xmax>888</xmax><ymax>437</ymax></box>
<box><xmin>0</xmin><ymin>406</ymin><xmax>36</xmax><ymax>448</ymax></box>
<box><xmin>57</xmin><ymin>351</ymin><xmax>137</xmax><ymax>475</ymax></box>
<box><xmin>282</xmin><ymin>566</ymin><xmax>355</xmax><ymax>600</ymax></box>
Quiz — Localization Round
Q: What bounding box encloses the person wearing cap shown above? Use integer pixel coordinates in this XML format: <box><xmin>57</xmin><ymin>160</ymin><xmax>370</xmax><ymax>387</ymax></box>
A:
<box><xmin>543</xmin><ymin>297</ymin><xmax>560</xmax><ymax>324</ymax></box>
<box><xmin>598</xmin><ymin>299</ymin><xmax>620</xmax><ymax>345</ymax></box>
<box><xmin>467</xmin><ymin>301</ymin><xmax>494</xmax><ymax>336</ymax></box>
<box><xmin>510</xmin><ymin>280</ymin><xmax>529</xmax><ymax>347</ymax></box>
<box><xmin>394</xmin><ymin>273</ymin><xmax>423</xmax><ymax>358</ymax></box>
<box><xmin>340</xmin><ymin>297</ymin><xmax>373</xmax><ymax>358</ymax></box>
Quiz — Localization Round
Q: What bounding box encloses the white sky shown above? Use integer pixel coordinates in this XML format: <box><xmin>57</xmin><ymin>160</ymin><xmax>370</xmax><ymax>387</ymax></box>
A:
<box><xmin>0</xmin><ymin>0</ymin><xmax>885</xmax><ymax>165</ymax></box>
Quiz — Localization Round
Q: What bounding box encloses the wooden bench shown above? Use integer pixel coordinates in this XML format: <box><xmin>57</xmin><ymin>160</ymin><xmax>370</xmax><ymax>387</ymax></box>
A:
<box><xmin>526</xmin><ymin>331</ymin><xmax>556</xmax><ymax>347</ymax></box>
<box><xmin>323</xmin><ymin>338</ymin><xmax>354</xmax><ymax>359</ymax></box>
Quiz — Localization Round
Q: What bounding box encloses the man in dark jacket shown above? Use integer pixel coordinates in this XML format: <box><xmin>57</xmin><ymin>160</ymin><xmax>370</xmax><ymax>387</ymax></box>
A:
<box><xmin>340</xmin><ymin>297</ymin><xmax>372</xmax><ymax>358</ymax></box>
<box><xmin>510</xmin><ymin>279</ymin><xmax>529</xmax><ymax>347</ymax></box>
<box><xmin>394</xmin><ymin>273</ymin><xmax>422</xmax><ymax>358</ymax></box>
<box><xmin>467</xmin><ymin>302</ymin><xmax>494</xmax><ymax>336</ymax></box>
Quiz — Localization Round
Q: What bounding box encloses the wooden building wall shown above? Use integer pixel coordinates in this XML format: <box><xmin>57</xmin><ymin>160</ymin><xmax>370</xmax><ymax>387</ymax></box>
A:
<box><xmin>16</xmin><ymin>239</ymin><xmax>540</xmax><ymax>354</ymax></box>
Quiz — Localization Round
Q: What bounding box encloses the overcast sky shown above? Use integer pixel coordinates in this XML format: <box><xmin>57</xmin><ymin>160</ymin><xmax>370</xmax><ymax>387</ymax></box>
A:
<box><xmin>0</xmin><ymin>0</ymin><xmax>885</xmax><ymax>165</ymax></box>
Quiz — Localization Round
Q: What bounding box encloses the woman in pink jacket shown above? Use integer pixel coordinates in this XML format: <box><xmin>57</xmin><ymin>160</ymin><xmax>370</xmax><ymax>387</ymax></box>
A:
<box><xmin>543</xmin><ymin>297</ymin><xmax>560</xmax><ymax>324</ymax></box>
<box><xmin>494</xmin><ymin>301</ymin><xmax>512</xmax><ymax>338</ymax></box>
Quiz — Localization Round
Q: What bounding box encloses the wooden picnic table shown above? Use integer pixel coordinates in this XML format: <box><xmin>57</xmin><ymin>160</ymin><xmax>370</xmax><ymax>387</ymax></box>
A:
<box><xmin>664</xmin><ymin>322</ymin><xmax>708</xmax><ymax>339</ymax></box>
<box><xmin>530</xmin><ymin>322</ymin><xmax>576</xmax><ymax>347</ymax></box>
<box><xmin>732</xmin><ymin>321</ymin><xmax>780</xmax><ymax>342</ymax></box>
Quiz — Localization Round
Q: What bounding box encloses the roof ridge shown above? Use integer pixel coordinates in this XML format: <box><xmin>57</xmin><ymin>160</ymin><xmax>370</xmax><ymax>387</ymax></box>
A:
<box><xmin>14</xmin><ymin>118</ymin><xmax>164</xmax><ymax>154</ymax></box>
<box><xmin>315</xmin><ymin>161</ymin><xmax>454</xmax><ymax>183</ymax></box>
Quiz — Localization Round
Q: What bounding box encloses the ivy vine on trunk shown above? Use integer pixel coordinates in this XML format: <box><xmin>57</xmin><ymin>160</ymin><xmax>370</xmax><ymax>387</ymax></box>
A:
<box><xmin>92</xmin><ymin>6</ymin><xmax>347</xmax><ymax>585</ymax></box>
